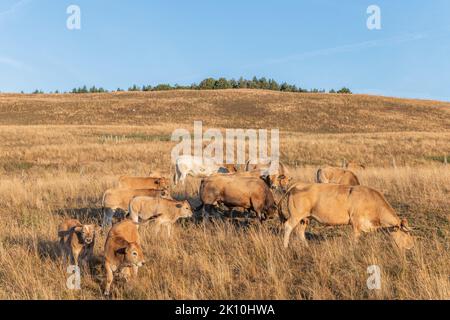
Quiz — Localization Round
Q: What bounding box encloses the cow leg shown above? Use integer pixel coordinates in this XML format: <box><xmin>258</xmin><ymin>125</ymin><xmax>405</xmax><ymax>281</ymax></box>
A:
<box><xmin>202</xmin><ymin>204</ymin><xmax>215</xmax><ymax>221</ymax></box>
<box><xmin>104</xmin><ymin>262</ymin><xmax>114</xmax><ymax>296</ymax></box>
<box><xmin>283</xmin><ymin>216</ymin><xmax>302</xmax><ymax>248</ymax></box>
<box><xmin>132</xmin><ymin>265</ymin><xmax>139</xmax><ymax>279</ymax></box>
<box><xmin>71</xmin><ymin>249</ymin><xmax>80</xmax><ymax>267</ymax></box>
<box><xmin>295</xmin><ymin>219</ymin><xmax>309</xmax><ymax>246</ymax></box>
<box><xmin>166</xmin><ymin>223</ymin><xmax>172</xmax><ymax>237</ymax></box>
<box><xmin>103</xmin><ymin>208</ymin><xmax>114</xmax><ymax>228</ymax></box>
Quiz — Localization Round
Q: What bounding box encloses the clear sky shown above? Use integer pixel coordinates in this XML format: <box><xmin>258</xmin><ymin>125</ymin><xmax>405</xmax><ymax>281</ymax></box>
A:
<box><xmin>1</xmin><ymin>0</ymin><xmax>450</xmax><ymax>101</ymax></box>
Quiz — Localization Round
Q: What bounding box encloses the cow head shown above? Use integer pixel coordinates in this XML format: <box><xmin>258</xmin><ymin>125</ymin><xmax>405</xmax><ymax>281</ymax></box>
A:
<box><xmin>265</xmin><ymin>204</ymin><xmax>278</xmax><ymax>220</ymax></box>
<box><xmin>390</xmin><ymin>218</ymin><xmax>414</xmax><ymax>250</ymax></box>
<box><xmin>116</xmin><ymin>241</ymin><xmax>145</xmax><ymax>267</ymax></box>
<box><xmin>176</xmin><ymin>200</ymin><xmax>194</xmax><ymax>218</ymax></box>
<box><xmin>155</xmin><ymin>177</ymin><xmax>170</xmax><ymax>190</ymax></box>
<box><xmin>74</xmin><ymin>224</ymin><xmax>100</xmax><ymax>245</ymax></box>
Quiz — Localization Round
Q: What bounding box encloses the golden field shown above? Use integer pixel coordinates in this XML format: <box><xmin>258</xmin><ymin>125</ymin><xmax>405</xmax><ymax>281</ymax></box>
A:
<box><xmin>0</xmin><ymin>90</ymin><xmax>448</xmax><ymax>299</ymax></box>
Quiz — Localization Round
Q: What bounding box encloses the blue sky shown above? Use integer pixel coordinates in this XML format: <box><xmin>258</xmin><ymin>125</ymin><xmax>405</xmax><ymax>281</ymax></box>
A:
<box><xmin>1</xmin><ymin>0</ymin><xmax>450</xmax><ymax>101</ymax></box>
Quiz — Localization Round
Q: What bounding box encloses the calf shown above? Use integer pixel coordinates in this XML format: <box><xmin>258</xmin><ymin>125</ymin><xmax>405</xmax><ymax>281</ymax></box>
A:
<box><xmin>58</xmin><ymin>219</ymin><xmax>99</xmax><ymax>267</ymax></box>
<box><xmin>118</xmin><ymin>176</ymin><xmax>170</xmax><ymax>190</ymax></box>
<box><xmin>104</xmin><ymin>220</ymin><xmax>145</xmax><ymax>296</ymax></box>
<box><xmin>129</xmin><ymin>197</ymin><xmax>193</xmax><ymax>237</ymax></box>
<box><xmin>102</xmin><ymin>188</ymin><xmax>168</xmax><ymax>227</ymax></box>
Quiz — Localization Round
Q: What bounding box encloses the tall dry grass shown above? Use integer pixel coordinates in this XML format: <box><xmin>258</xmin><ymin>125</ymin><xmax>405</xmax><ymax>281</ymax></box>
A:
<box><xmin>0</xmin><ymin>91</ymin><xmax>448</xmax><ymax>300</ymax></box>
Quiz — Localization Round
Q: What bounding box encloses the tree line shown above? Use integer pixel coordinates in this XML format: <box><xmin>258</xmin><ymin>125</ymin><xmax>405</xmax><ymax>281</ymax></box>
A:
<box><xmin>29</xmin><ymin>77</ymin><xmax>352</xmax><ymax>94</ymax></box>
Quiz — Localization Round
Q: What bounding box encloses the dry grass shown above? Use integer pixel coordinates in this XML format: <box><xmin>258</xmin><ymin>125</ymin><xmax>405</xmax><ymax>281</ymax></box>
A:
<box><xmin>0</xmin><ymin>90</ymin><xmax>449</xmax><ymax>300</ymax></box>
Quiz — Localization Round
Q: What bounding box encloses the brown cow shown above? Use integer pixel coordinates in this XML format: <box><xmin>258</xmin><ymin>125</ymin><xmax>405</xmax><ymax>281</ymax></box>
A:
<box><xmin>118</xmin><ymin>176</ymin><xmax>170</xmax><ymax>190</ymax></box>
<box><xmin>199</xmin><ymin>175</ymin><xmax>277</xmax><ymax>221</ymax></box>
<box><xmin>104</xmin><ymin>220</ymin><xmax>145</xmax><ymax>296</ymax></box>
<box><xmin>58</xmin><ymin>219</ymin><xmax>100</xmax><ymax>267</ymax></box>
<box><xmin>278</xmin><ymin>183</ymin><xmax>414</xmax><ymax>249</ymax></box>
<box><xmin>102</xmin><ymin>188</ymin><xmax>168</xmax><ymax>227</ymax></box>
<box><xmin>316</xmin><ymin>167</ymin><xmax>360</xmax><ymax>186</ymax></box>
<box><xmin>129</xmin><ymin>197</ymin><xmax>193</xmax><ymax>236</ymax></box>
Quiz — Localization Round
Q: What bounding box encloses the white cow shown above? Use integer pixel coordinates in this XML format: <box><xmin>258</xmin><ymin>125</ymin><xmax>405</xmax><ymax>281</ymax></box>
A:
<box><xmin>174</xmin><ymin>155</ymin><xmax>227</xmax><ymax>185</ymax></box>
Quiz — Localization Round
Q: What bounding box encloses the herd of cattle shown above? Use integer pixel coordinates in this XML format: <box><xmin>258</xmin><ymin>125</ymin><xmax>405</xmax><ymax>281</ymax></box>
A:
<box><xmin>57</xmin><ymin>156</ymin><xmax>414</xmax><ymax>295</ymax></box>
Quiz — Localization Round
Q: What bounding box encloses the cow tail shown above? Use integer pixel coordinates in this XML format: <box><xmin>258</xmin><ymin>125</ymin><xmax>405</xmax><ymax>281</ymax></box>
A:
<box><xmin>316</xmin><ymin>168</ymin><xmax>322</xmax><ymax>183</ymax></box>
<box><xmin>277</xmin><ymin>184</ymin><xmax>299</xmax><ymax>223</ymax></box>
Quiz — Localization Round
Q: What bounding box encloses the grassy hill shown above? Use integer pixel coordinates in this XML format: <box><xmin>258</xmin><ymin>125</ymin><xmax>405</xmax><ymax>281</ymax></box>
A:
<box><xmin>0</xmin><ymin>90</ymin><xmax>449</xmax><ymax>132</ymax></box>
<box><xmin>0</xmin><ymin>90</ymin><xmax>448</xmax><ymax>300</ymax></box>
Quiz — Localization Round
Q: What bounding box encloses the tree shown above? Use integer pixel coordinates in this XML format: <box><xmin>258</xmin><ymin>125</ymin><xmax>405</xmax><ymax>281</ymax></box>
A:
<box><xmin>215</xmin><ymin>78</ymin><xmax>231</xmax><ymax>89</ymax></box>
<box><xmin>128</xmin><ymin>84</ymin><xmax>140</xmax><ymax>92</ymax></box>
<box><xmin>199</xmin><ymin>78</ymin><xmax>216</xmax><ymax>90</ymax></box>
<box><xmin>337</xmin><ymin>87</ymin><xmax>352</xmax><ymax>94</ymax></box>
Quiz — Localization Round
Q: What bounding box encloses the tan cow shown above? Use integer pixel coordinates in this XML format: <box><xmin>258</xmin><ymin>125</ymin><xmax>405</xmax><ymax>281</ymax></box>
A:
<box><xmin>58</xmin><ymin>219</ymin><xmax>100</xmax><ymax>267</ymax></box>
<box><xmin>316</xmin><ymin>166</ymin><xmax>360</xmax><ymax>186</ymax></box>
<box><xmin>104</xmin><ymin>220</ymin><xmax>145</xmax><ymax>296</ymax></box>
<box><xmin>278</xmin><ymin>183</ymin><xmax>414</xmax><ymax>249</ymax></box>
<box><xmin>118</xmin><ymin>176</ymin><xmax>170</xmax><ymax>190</ymax></box>
<box><xmin>199</xmin><ymin>175</ymin><xmax>277</xmax><ymax>221</ymax></box>
<box><xmin>129</xmin><ymin>197</ymin><xmax>193</xmax><ymax>236</ymax></box>
<box><xmin>102</xmin><ymin>188</ymin><xmax>168</xmax><ymax>227</ymax></box>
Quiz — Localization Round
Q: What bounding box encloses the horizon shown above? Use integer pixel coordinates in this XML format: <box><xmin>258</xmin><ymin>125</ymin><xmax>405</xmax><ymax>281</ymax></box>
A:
<box><xmin>1</xmin><ymin>1</ymin><xmax>450</xmax><ymax>101</ymax></box>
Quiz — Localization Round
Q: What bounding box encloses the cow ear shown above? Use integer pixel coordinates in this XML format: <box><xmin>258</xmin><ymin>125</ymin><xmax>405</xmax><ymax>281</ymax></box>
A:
<box><xmin>115</xmin><ymin>247</ymin><xmax>127</xmax><ymax>255</ymax></box>
<box><xmin>74</xmin><ymin>226</ymin><xmax>83</xmax><ymax>233</ymax></box>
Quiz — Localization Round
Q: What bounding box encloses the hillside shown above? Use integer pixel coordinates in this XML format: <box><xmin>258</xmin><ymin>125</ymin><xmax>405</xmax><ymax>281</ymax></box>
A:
<box><xmin>0</xmin><ymin>90</ymin><xmax>449</xmax><ymax>300</ymax></box>
<box><xmin>0</xmin><ymin>90</ymin><xmax>449</xmax><ymax>133</ymax></box>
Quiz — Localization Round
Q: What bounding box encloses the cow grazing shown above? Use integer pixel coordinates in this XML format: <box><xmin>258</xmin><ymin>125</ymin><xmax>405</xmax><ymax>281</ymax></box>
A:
<box><xmin>104</xmin><ymin>220</ymin><xmax>145</xmax><ymax>296</ymax></box>
<box><xmin>58</xmin><ymin>219</ymin><xmax>100</xmax><ymax>267</ymax></box>
<box><xmin>129</xmin><ymin>197</ymin><xmax>193</xmax><ymax>236</ymax></box>
<box><xmin>316</xmin><ymin>166</ymin><xmax>360</xmax><ymax>186</ymax></box>
<box><xmin>102</xmin><ymin>188</ymin><xmax>168</xmax><ymax>227</ymax></box>
<box><xmin>278</xmin><ymin>183</ymin><xmax>414</xmax><ymax>249</ymax></box>
<box><xmin>199</xmin><ymin>175</ymin><xmax>277</xmax><ymax>221</ymax></box>
<box><xmin>118</xmin><ymin>176</ymin><xmax>170</xmax><ymax>190</ymax></box>
<box><xmin>173</xmin><ymin>155</ymin><xmax>229</xmax><ymax>185</ymax></box>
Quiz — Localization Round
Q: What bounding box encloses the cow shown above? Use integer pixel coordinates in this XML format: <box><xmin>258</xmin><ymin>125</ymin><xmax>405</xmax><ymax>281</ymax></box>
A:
<box><xmin>104</xmin><ymin>219</ymin><xmax>145</xmax><ymax>296</ymax></box>
<box><xmin>58</xmin><ymin>219</ymin><xmax>100</xmax><ymax>267</ymax></box>
<box><xmin>128</xmin><ymin>197</ymin><xmax>193</xmax><ymax>236</ymax></box>
<box><xmin>277</xmin><ymin>183</ymin><xmax>414</xmax><ymax>249</ymax></box>
<box><xmin>173</xmin><ymin>155</ymin><xmax>230</xmax><ymax>185</ymax></box>
<box><xmin>118</xmin><ymin>176</ymin><xmax>170</xmax><ymax>190</ymax></box>
<box><xmin>102</xmin><ymin>188</ymin><xmax>169</xmax><ymax>227</ymax></box>
<box><xmin>316</xmin><ymin>166</ymin><xmax>360</xmax><ymax>186</ymax></box>
<box><xmin>199</xmin><ymin>175</ymin><xmax>277</xmax><ymax>222</ymax></box>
